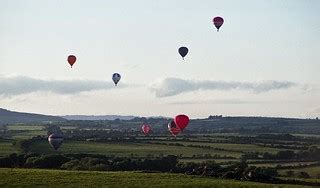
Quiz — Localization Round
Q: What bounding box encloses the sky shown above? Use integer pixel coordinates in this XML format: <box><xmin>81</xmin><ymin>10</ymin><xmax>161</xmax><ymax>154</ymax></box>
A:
<box><xmin>0</xmin><ymin>0</ymin><xmax>319</xmax><ymax>118</ymax></box>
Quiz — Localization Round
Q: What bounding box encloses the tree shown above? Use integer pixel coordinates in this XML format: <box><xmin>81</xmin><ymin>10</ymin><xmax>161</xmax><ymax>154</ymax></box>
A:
<box><xmin>276</xmin><ymin>150</ymin><xmax>295</xmax><ymax>160</ymax></box>
<box><xmin>285</xmin><ymin>170</ymin><xmax>295</xmax><ymax>177</ymax></box>
<box><xmin>298</xmin><ymin>171</ymin><xmax>310</xmax><ymax>179</ymax></box>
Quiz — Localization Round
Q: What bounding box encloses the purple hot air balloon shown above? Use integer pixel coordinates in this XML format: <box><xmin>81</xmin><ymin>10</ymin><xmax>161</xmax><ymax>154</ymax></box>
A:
<box><xmin>213</xmin><ymin>16</ymin><xmax>224</xmax><ymax>32</ymax></box>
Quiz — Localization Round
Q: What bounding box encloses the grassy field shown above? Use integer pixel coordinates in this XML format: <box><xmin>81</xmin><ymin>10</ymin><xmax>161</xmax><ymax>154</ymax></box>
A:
<box><xmin>279</xmin><ymin>166</ymin><xmax>320</xmax><ymax>179</ymax></box>
<box><xmin>150</xmin><ymin>141</ymin><xmax>288</xmax><ymax>154</ymax></box>
<box><xmin>291</xmin><ymin>134</ymin><xmax>320</xmax><ymax>138</ymax></box>
<box><xmin>11</xmin><ymin>130</ymin><xmax>48</xmax><ymax>139</ymax></box>
<box><xmin>7</xmin><ymin>125</ymin><xmax>45</xmax><ymax>131</ymax></box>
<box><xmin>249</xmin><ymin>162</ymin><xmax>318</xmax><ymax>168</ymax></box>
<box><xmin>28</xmin><ymin>140</ymin><xmax>242</xmax><ymax>158</ymax></box>
<box><xmin>0</xmin><ymin>139</ymin><xmax>18</xmax><ymax>156</ymax></box>
<box><xmin>179</xmin><ymin>158</ymin><xmax>239</xmax><ymax>163</ymax></box>
<box><xmin>2</xmin><ymin>125</ymin><xmax>319</xmax><ymax>185</ymax></box>
<box><xmin>6</xmin><ymin>125</ymin><xmax>47</xmax><ymax>139</ymax></box>
<box><xmin>0</xmin><ymin>168</ymin><xmax>305</xmax><ymax>188</ymax></box>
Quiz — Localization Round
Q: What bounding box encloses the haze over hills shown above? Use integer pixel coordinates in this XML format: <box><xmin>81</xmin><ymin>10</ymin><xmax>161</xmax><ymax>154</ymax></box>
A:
<box><xmin>61</xmin><ymin>115</ymin><xmax>171</xmax><ymax>121</ymax></box>
<box><xmin>0</xmin><ymin>108</ymin><xmax>65</xmax><ymax>125</ymax></box>
<box><xmin>0</xmin><ymin>108</ymin><xmax>159</xmax><ymax>122</ymax></box>
<box><xmin>61</xmin><ymin>115</ymin><xmax>136</xmax><ymax>121</ymax></box>
<box><xmin>1</xmin><ymin>107</ymin><xmax>319</xmax><ymax>131</ymax></box>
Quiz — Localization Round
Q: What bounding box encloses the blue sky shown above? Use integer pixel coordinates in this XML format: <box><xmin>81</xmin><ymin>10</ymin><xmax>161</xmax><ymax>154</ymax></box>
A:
<box><xmin>0</xmin><ymin>0</ymin><xmax>319</xmax><ymax>118</ymax></box>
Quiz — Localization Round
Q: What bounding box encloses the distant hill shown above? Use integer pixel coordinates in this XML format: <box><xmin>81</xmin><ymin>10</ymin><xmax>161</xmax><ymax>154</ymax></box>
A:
<box><xmin>61</xmin><ymin>115</ymin><xmax>136</xmax><ymax>121</ymax></box>
<box><xmin>0</xmin><ymin>108</ymin><xmax>65</xmax><ymax>125</ymax></box>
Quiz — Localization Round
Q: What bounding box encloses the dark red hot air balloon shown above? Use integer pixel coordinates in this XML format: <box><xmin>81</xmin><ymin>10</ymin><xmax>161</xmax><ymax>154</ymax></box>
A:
<box><xmin>213</xmin><ymin>16</ymin><xmax>224</xmax><ymax>32</ymax></box>
<box><xmin>174</xmin><ymin>114</ymin><xmax>189</xmax><ymax>131</ymax></box>
<box><xmin>67</xmin><ymin>55</ymin><xmax>77</xmax><ymax>68</ymax></box>
<box><xmin>141</xmin><ymin>124</ymin><xmax>151</xmax><ymax>135</ymax></box>
<box><xmin>168</xmin><ymin>120</ymin><xmax>181</xmax><ymax>137</ymax></box>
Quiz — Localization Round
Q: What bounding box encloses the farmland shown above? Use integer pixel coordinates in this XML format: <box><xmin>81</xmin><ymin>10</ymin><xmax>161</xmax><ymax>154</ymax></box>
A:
<box><xmin>1</xmin><ymin>116</ymin><xmax>320</xmax><ymax>187</ymax></box>
<box><xmin>0</xmin><ymin>168</ymin><xmax>305</xmax><ymax>188</ymax></box>
<box><xmin>27</xmin><ymin>140</ymin><xmax>242</xmax><ymax>158</ymax></box>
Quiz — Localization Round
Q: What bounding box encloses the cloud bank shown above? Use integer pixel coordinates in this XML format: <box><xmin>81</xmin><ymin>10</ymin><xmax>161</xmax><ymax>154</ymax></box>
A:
<box><xmin>0</xmin><ymin>75</ymin><xmax>121</xmax><ymax>96</ymax></box>
<box><xmin>168</xmin><ymin>99</ymin><xmax>265</xmax><ymax>105</ymax></box>
<box><xmin>150</xmin><ymin>78</ymin><xmax>297</xmax><ymax>97</ymax></box>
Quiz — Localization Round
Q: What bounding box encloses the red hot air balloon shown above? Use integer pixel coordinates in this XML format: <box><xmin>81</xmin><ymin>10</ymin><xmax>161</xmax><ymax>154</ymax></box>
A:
<box><xmin>67</xmin><ymin>55</ymin><xmax>77</xmax><ymax>68</ymax></box>
<box><xmin>168</xmin><ymin>120</ymin><xmax>181</xmax><ymax>137</ymax></box>
<box><xmin>174</xmin><ymin>114</ymin><xmax>189</xmax><ymax>131</ymax></box>
<box><xmin>141</xmin><ymin>124</ymin><xmax>151</xmax><ymax>135</ymax></box>
<box><xmin>213</xmin><ymin>17</ymin><xmax>224</xmax><ymax>32</ymax></box>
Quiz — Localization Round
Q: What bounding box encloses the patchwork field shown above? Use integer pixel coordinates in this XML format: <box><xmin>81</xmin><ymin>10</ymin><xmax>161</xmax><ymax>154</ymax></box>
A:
<box><xmin>0</xmin><ymin>140</ymin><xmax>18</xmax><ymax>156</ymax></box>
<box><xmin>1</xmin><ymin>123</ymin><xmax>320</xmax><ymax>187</ymax></box>
<box><xmin>28</xmin><ymin>140</ymin><xmax>242</xmax><ymax>158</ymax></box>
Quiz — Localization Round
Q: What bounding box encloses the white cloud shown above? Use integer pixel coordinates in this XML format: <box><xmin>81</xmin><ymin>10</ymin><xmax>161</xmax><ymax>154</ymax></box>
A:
<box><xmin>149</xmin><ymin>77</ymin><xmax>298</xmax><ymax>97</ymax></box>
<box><xmin>0</xmin><ymin>75</ymin><xmax>127</xmax><ymax>96</ymax></box>
<box><xmin>314</xmin><ymin>108</ymin><xmax>320</xmax><ymax>113</ymax></box>
<box><xmin>168</xmin><ymin>99</ymin><xmax>265</xmax><ymax>105</ymax></box>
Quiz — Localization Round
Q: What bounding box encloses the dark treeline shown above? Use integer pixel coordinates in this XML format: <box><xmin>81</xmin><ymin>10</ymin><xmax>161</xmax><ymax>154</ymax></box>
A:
<box><xmin>0</xmin><ymin>153</ymin><xmax>177</xmax><ymax>172</ymax></box>
<box><xmin>0</xmin><ymin>153</ymin><xmax>275</xmax><ymax>181</ymax></box>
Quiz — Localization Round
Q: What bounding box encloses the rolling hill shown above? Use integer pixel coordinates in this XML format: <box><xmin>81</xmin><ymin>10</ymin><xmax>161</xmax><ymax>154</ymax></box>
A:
<box><xmin>61</xmin><ymin>115</ymin><xmax>136</xmax><ymax>121</ymax></box>
<box><xmin>0</xmin><ymin>108</ymin><xmax>65</xmax><ymax>125</ymax></box>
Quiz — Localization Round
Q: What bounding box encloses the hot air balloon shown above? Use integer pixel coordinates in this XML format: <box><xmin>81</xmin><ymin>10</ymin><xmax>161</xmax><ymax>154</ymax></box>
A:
<box><xmin>112</xmin><ymin>73</ymin><xmax>121</xmax><ymax>86</ymax></box>
<box><xmin>178</xmin><ymin>47</ymin><xmax>188</xmax><ymax>60</ymax></box>
<box><xmin>174</xmin><ymin>114</ymin><xmax>189</xmax><ymax>131</ymax></box>
<box><xmin>67</xmin><ymin>55</ymin><xmax>77</xmax><ymax>68</ymax></box>
<box><xmin>141</xmin><ymin>124</ymin><xmax>151</xmax><ymax>135</ymax></box>
<box><xmin>213</xmin><ymin>16</ymin><xmax>224</xmax><ymax>32</ymax></box>
<box><xmin>168</xmin><ymin>120</ymin><xmax>181</xmax><ymax>137</ymax></box>
<box><xmin>48</xmin><ymin>134</ymin><xmax>64</xmax><ymax>150</ymax></box>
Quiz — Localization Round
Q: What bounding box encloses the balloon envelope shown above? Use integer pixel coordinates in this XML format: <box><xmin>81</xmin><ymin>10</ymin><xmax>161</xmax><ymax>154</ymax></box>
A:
<box><xmin>213</xmin><ymin>17</ymin><xmax>224</xmax><ymax>31</ymax></box>
<box><xmin>67</xmin><ymin>55</ymin><xmax>77</xmax><ymax>67</ymax></box>
<box><xmin>168</xmin><ymin>120</ymin><xmax>181</xmax><ymax>137</ymax></box>
<box><xmin>178</xmin><ymin>47</ymin><xmax>188</xmax><ymax>60</ymax></box>
<box><xmin>174</xmin><ymin>114</ymin><xmax>189</xmax><ymax>130</ymax></box>
<box><xmin>112</xmin><ymin>73</ymin><xmax>121</xmax><ymax>85</ymax></box>
<box><xmin>141</xmin><ymin>124</ymin><xmax>151</xmax><ymax>135</ymax></box>
<box><xmin>48</xmin><ymin>134</ymin><xmax>64</xmax><ymax>150</ymax></box>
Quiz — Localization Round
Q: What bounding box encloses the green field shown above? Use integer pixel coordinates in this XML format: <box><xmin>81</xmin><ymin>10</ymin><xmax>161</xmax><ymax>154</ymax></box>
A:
<box><xmin>5</xmin><ymin>125</ymin><xmax>47</xmax><ymax>139</ymax></box>
<box><xmin>0</xmin><ymin>140</ymin><xmax>18</xmax><ymax>156</ymax></box>
<box><xmin>179</xmin><ymin>158</ymin><xmax>239</xmax><ymax>163</ymax></box>
<box><xmin>7</xmin><ymin>125</ymin><xmax>45</xmax><ymax>131</ymax></box>
<box><xmin>1</xmin><ymin>124</ymin><xmax>320</xmax><ymax>187</ymax></box>
<box><xmin>292</xmin><ymin>134</ymin><xmax>320</xmax><ymax>138</ymax></box>
<box><xmin>150</xmin><ymin>141</ymin><xmax>288</xmax><ymax>154</ymax></box>
<box><xmin>279</xmin><ymin>166</ymin><xmax>320</xmax><ymax>179</ymax></box>
<box><xmin>0</xmin><ymin>168</ymin><xmax>305</xmax><ymax>188</ymax></box>
<box><xmin>28</xmin><ymin>140</ymin><xmax>242</xmax><ymax>158</ymax></box>
<box><xmin>250</xmin><ymin>162</ymin><xmax>318</xmax><ymax>168</ymax></box>
<box><xmin>11</xmin><ymin>130</ymin><xmax>47</xmax><ymax>139</ymax></box>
